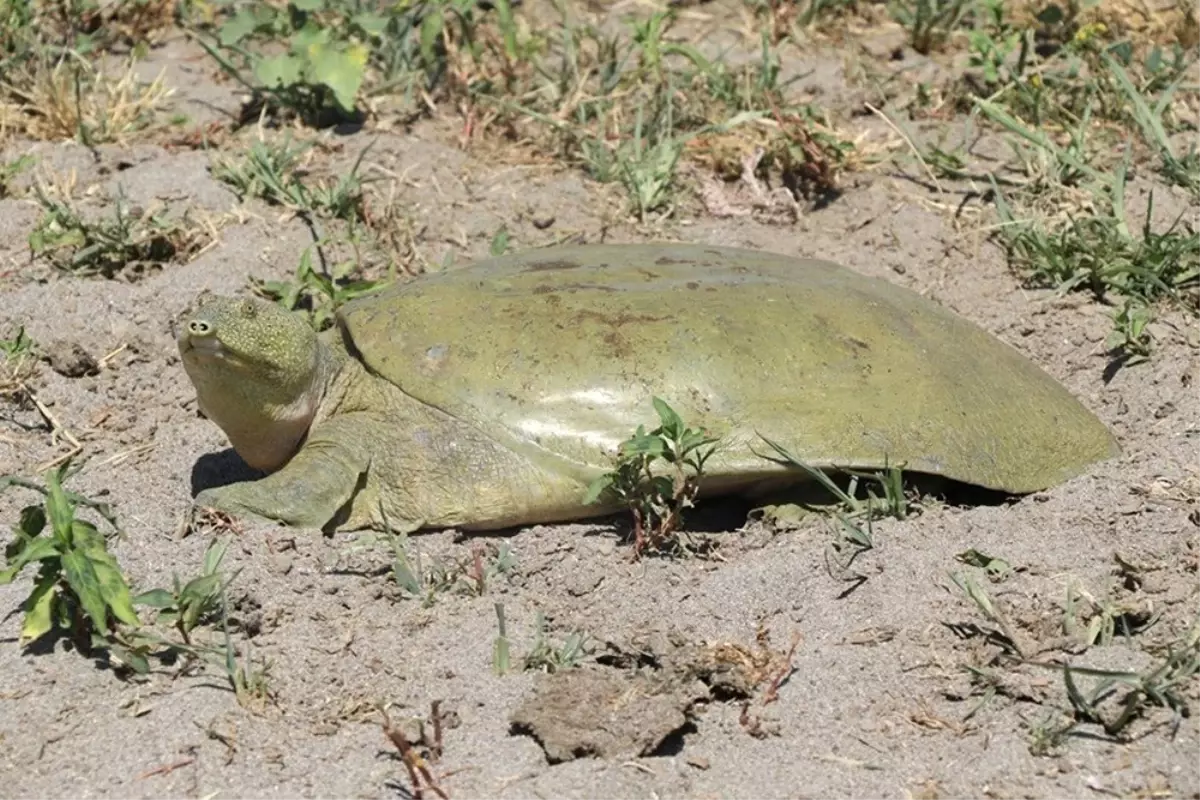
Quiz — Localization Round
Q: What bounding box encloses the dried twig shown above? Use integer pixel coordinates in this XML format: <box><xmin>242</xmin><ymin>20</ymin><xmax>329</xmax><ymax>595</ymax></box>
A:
<box><xmin>380</xmin><ymin>704</ymin><xmax>450</xmax><ymax>800</ymax></box>
<box><xmin>24</xmin><ymin>382</ymin><xmax>83</xmax><ymax>470</ymax></box>
<box><xmin>135</xmin><ymin>757</ymin><xmax>196</xmax><ymax>780</ymax></box>
<box><xmin>763</xmin><ymin>630</ymin><xmax>802</xmax><ymax>705</ymax></box>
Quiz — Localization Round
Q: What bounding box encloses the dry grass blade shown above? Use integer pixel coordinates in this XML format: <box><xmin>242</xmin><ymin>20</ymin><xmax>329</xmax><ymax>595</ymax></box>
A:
<box><xmin>1</xmin><ymin>55</ymin><xmax>172</xmax><ymax>144</ymax></box>
<box><xmin>948</xmin><ymin>570</ymin><xmax>1033</xmax><ymax>659</ymax></box>
<box><xmin>21</xmin><ymin>382</ymin><xmax>83</xmax><ymax>471</ymax></box>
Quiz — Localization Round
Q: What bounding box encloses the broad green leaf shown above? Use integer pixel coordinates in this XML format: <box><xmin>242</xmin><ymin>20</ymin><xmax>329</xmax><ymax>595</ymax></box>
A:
<box><xmin>419</xmin><ymin>8</ymin><xmax>444</xmax><ymax>69</ymax></box>
<box><xmin>62</xmin><ymin>547</ymin><xmax>111</xmax><ymax>633</ymax></box>
<box><xmin>582</xmin><ymin>475</ymin><xmax>613</xmax><ymax>505</ymax></box>
<box><xmin>392</xmin><ymin>561</ymin><xmax>422</xmax><ymax>595</ymax></box>
<box><xmin>352</xmin><ymin>12</ymin><xmax>388</xmax><ymax>37</ymax></box>
<box><xmin>105</xmin><ymin>639</ymin><xmax>150</xmax><ymax>674</ymax></box>
<box><xmin>254</xmin><ymin>53</ymin><xmax>304</xmax><ymax>90</ymax></box>
<box><xmin>490</xmin><ymin>225</ymin><xmax>510</xmax><ymax>256</ymax></box>
<box><xmin>202</xmin><ymin>538</ymin><xmax>230</xmax><ymax>574</ymax></box>
<box><xmin>218</xmin><ymin>9</ymin><xmax>261</xmax><ymax>46</ymax></box>
<box><xmin>1145</xmin><ymin>47</ymin><xmax>1162</xmax><ymax>74</ymax></box>
<box><xmin>291</xmin><ymin>0</ymin><xmax>324</xmax><ymax>10</ymax></box>
<box><xmin>652</xmin><ymin>396</ymin><xmax>683</xmax><ymax>434</ymax></box>
<box><xmin>20</xmin><ymin>572</ymin><xmax>58</xmax><ymax>644</ymax></box>
<box><xmin>181</xmin><ymin>572</ymin><xmax>222</xmax><ymax>600</ymax></box>
<box><xmin>29</xmin><ymin>227</ymin><xmax>85</xmax><ymax>254</ymax></box>
<box><xmin>16</xmin><ymin>504</ymin><xmax>46</xmax><ymax>538</ymax></box>
<box><xmin>648</xmin><ymin>475</ymin><xmax>674</xmax><ymax>496</ymax></box>
<box><xmin>679</xmin><ymin>429</ymin><xmax>715</xmax><ymax>453</ymax></box>
<box><xmin>292</xmin><ymin>20</ymin><xmax>330</xmax><ymax>51</ymax></box>
<box><xmin>183</xmin><ymin>595</ymin><xmax>209</xmax><ymax>631</ymax></box>
<box><xmin>44</xmin><ymin>467</ymin><xmax>74</xmax><ymax>542</ymax></box>
<box><xmin>69</xmin><ymin>519</ymin><xmax>104</xmax><ymax>550</ymax></box>
<box><xmin>308</xmin><ymin>42</ymin><xmax>368</xmax><ymax>112</ymax></box>
<box><xmin>132</xmin><ymin>588</ymin><xmax>175</xmax><ymax>608</ymax></box>
<box><xmin>0</xmin><ymin>535</ymin><xmax>60</xmax><ymax>583</ymax></box>
<box><xmin>1036</xmin><ymin>3</ymin><xmax>1064</xmax><ymax>24</ymax></box>
<box><xmin>61</xmin><ymin>534</ymin><xmax>140</xmax><ymax>633</ymax></box>
<box><xmin>622</xmin><ymin>433</ymin><xmax>665</xmax><ymax>458</ymax></box>
<box><xmin>85</xmin><ymin>545</ymin><xmax>140</xmax><ymax>627</ymax></box>
<box><xmin>493</xmin><ymin>0</ymin><xmax>517</xmax><ymax>60</ymax></box>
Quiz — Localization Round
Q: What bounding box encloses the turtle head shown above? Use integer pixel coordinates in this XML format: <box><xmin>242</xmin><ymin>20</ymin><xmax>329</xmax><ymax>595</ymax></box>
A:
<box><xmin>178</xmin><ymin>293</ymin><xmax>330</xmax><ymax>471</ymax></box>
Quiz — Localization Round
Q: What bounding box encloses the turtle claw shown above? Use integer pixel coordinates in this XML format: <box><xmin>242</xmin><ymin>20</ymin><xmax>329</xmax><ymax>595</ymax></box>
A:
<box><xmin>193</xmin><ymin>485</ymin><xmax>288</xmax><ymax>529</ymax></box>
<box><xmin>192</xmin><ymin>445</ymin><xmax>365</xmax><ymax>531</ymax></box>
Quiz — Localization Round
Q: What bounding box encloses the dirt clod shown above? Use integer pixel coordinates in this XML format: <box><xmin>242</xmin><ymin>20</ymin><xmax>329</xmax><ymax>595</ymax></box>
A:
<box><xmin>511</xmin><ymin>666</ymin><xmax>706</xmax><ymax>763</ymax></box>
<box><xmin>41</xmin><ymin>341</ymin><xmax>100</xmax><ymax>378</ymax></box>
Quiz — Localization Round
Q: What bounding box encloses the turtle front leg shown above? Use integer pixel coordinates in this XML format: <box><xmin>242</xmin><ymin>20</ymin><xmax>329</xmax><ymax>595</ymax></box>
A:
<box><xmin>194</xmin><ymin>415</ymin><xmax>374</xmax><ymax>532</ymax></box>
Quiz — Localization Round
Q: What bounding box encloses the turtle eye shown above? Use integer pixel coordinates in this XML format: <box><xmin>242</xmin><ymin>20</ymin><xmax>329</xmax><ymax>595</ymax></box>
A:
<box><xmin>239</xmin><ymin>299</ymin><xmax>257</xmax><ymax>318</ymax></box>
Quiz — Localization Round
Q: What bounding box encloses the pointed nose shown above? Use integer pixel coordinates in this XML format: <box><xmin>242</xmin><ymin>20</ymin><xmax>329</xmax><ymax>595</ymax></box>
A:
<box><xmin>188</xmin><ymin>319</ymin><xmax>213</xmax><ymax>336</ymax></box>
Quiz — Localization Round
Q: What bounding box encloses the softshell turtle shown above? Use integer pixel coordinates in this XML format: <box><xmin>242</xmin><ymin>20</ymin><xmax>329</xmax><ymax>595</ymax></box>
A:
<box><xmin>178</xmin><ymin>243</ymin><xmax>1119</xmax><ymax>533</ymax></box>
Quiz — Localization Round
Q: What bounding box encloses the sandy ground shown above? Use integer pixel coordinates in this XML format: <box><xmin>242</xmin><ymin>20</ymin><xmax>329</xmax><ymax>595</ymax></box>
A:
<box><xmin>0</xmin><ymin>3</ymin><xmax>1197</xmax><ymax>798</ymax></box>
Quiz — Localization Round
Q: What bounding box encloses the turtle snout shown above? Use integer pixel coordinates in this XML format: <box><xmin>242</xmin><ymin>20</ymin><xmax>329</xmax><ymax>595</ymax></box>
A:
<box><xmin>179</xmin><ymin>316</ymin><xmax>225</xmax><ymax>358</ymax></box>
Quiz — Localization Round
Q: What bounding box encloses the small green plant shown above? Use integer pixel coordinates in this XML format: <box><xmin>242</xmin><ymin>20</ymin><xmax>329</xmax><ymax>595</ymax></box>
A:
<box><xmin>991</xmin><ymin>167</ymin><xmax>1199</xmax><ymax>339</ymax></box>
<box><xmin>948</xmin><ymin>569</ymin><xmax>1030</xmax><ymax>658</ymax></box>
<box><xmin>616</xmin><ymin>107</ymin><xmax>683</xmax><ymax>222</ymax></box>
<box><xmin>0</xmin><ymin>155</ymin><xmax>33</xmax><ymax>198</ymax></box>
<box><xmin>975</xmin><ymin>95</ymin><xmax>1108</xmax><ymax>187</ymax></box>
<box><xmin>1104</xmin><ymin>54</ymin><xmax>1199</xmax><ymax>196</ymax></box>
<box><xmin>196</xmin><ymin>0</ymin><xmax>372</xmax><ymax>121</ymax></box>
<box><xmin>380</xmin><ymin>514</ymin><xmax>451</xmax><ymax>606</ymax></box>
<box><xmin>493</xmin><ymin>601</ymin><xmax>510</xmax><ymax>676</ymax></box>
<box><xmin>743</xmin><ymin>0</ymin><xmax>859</xmax><ymax>41</ymax></box>
<box><xmin>584</xmin><ymin>397</ymin><xmax>719</xmax><ymax>558</ymax></box>
<box><xmin>0</xmin><ymin>464</ymin><xmax>139</xmax><ymax>650</ymax></box>
<box><xmin>954</xmin><ymin>547</ymin><xmax>1014</xmax><ymax>582</ymax></box>
<box><xmin>461</xmin><ymin>541</ymin><xmax>517</xmax><ymax>597</ymax></box>
<box><xmin>0</xmin><ymin>325</ymin><xmax>34</xmax><ymax>360</ymax></box>
<box><xmin>211</xmin><ymin>136</ymin><xmax>370</xmax><ymax>221</ymax></box>
<box><xmin>489</xmin><ymin>224</ymin><xmax>510</xmax><ymax>256</ymax></box>
<box><xmin>1105</xmin><ymin>299</ymin><xmax>1154</xmax><ymax>366</ymax></box>
<box><xmin>374</xmin><ymin>508</ymin><xmax>514</xmax><ymax>605</ymax></box>
<box><xmin>966</xmin><ymin>24</ymin><xmax>1026</xmax><ymax>88</ymax></box>
<box><xmin>756</xmin><ymin>436</ymin><xmax>913</xmax><ymax>585</ymax></box>
<box><xmin>133</xmin><ymin>537</ymin><xmax>239</xmax><ymax>646</ymax></box>
<box><xmin>890</xmin><ymin>0</ymin><xmax>978</xmax><ymax>55</ymax></box>
<box><xmin>482</xmin><ymin>3</ymin><xmax>856</xmax><ymax>220</ymax></box>
<box><xmin>0</xmin><ymin>324</ymin><xmax>36</xmax><ymax>399</ymax></box>
<box><xmin>252</xmin><ymin>245</ymin><xmax>389</xmax><ymax>332</ymax></box>
<box><xmin>756</xmin><ymin>436</ymin><xmax>913</xmax><ymax>524</ymax></box>
<box><xmin>1062</xmin><ymin>579</ymin><xmax>1160</xmax><ymax>650</ymax></box>
<box><xmin>27</xmin><ymin>187</ymin><xmax>207</xmax><ymax>278</ymax></box>
<box><xmin>1057</xmin><ymin>623</ymin><xmax>1199</xmax><ymax>739</ymax></box>
<box><xmin>1026</xmin><ymin>711</ymin><xmax>1073</xmax><ymax>756</ymax></box>
<box><xmin>522</xmin><ymin>612</ymin><xmax>587</xmax><ymax>673</ymax></box>
<box><xmin>222</xmin><ymin>626</ymin><xmax>274</xmax><ymax>711</ymax></box>
<box><xmin>573</xmin><ymin>94</ymin><xmax>685</xmax><ymax>221</ymax></box>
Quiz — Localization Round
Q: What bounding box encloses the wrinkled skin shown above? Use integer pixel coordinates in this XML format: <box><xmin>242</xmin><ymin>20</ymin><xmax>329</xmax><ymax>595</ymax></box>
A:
<box><xmin>178</xmin><ymin>243</ymin><xmax>1120</xmax><ymax>533</ymax></box>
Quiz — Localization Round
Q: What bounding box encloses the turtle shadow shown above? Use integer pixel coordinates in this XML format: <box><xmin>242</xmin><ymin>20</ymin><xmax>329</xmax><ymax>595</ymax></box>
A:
<box><xmin>573</xmin><ymin>473</ymin><xmax>1017</xmax><ymax>547</ymax></box>
<box><xmin>190</xmin><ymin>448</ymin><xmax>264</xmax><ymax>496</ymax></box>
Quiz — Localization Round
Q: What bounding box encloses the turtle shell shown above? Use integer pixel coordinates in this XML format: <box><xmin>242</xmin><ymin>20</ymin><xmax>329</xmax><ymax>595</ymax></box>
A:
<box><xmin>337</xmin><ymin>243</ymin><xmax>1119</xmax><ymax>493</ymax></box>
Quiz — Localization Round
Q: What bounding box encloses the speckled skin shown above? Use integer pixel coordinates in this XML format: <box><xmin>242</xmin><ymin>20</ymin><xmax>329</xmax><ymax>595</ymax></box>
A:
<box><xmin>178</xmin><ymin>243</ymin><xmax>1120</xmax><ymax>533</ymax></box>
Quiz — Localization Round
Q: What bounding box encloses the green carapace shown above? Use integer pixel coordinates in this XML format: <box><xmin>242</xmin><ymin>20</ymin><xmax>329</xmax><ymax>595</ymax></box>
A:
<box><xmin>178</xmin><ymin>243</ymin><xmax>1120</xmax><ymax>532</ymax></box>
